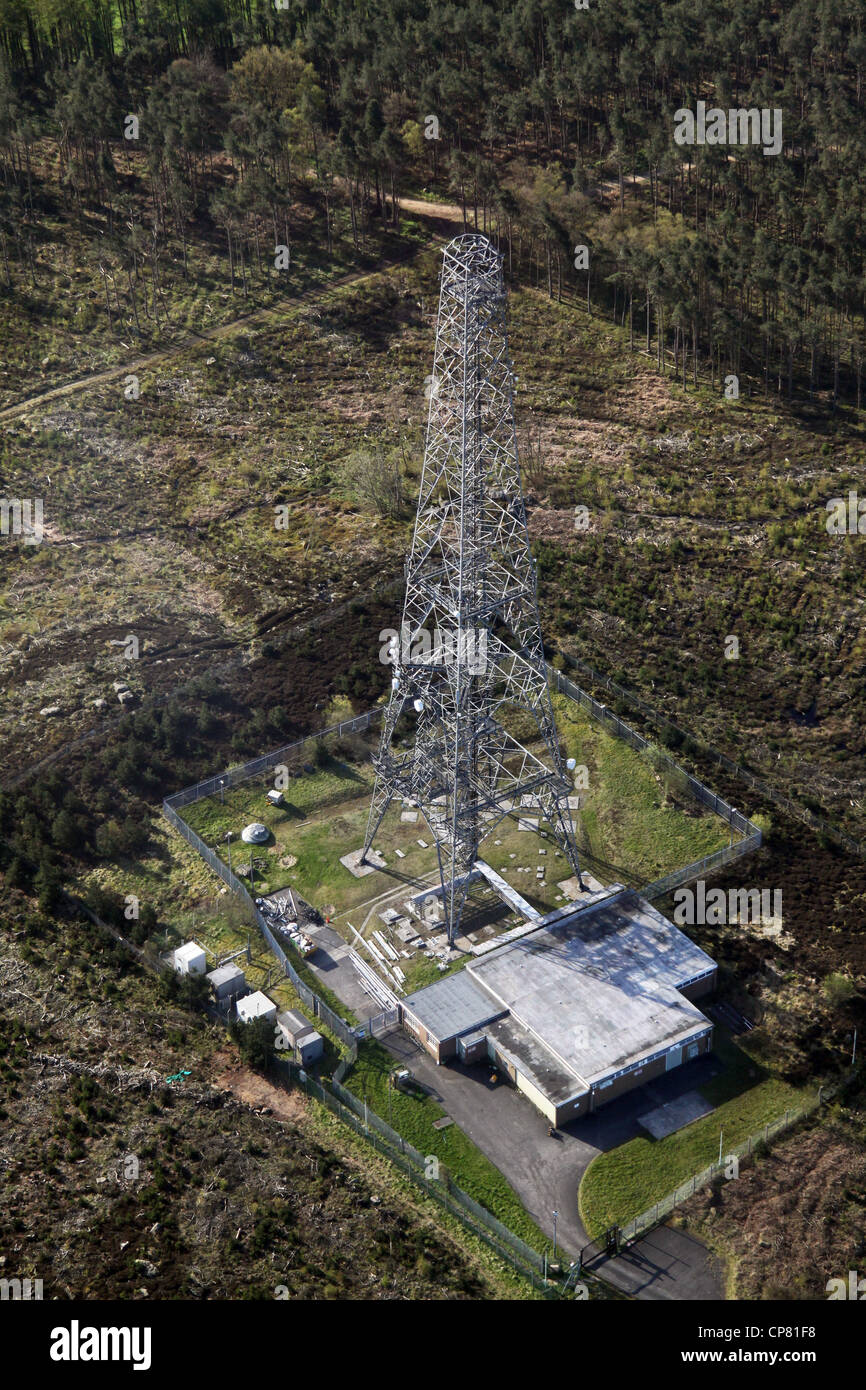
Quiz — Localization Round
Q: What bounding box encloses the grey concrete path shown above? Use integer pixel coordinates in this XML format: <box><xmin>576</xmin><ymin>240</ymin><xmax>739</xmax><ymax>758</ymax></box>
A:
<box><xmin>596</xmin><ymin>1226</ymin><xmax>725</xmax><ymax>1300</ymax></box>
<box><xmin>303</xmin><ymin>921</ymin><xmax>379</xmax><ymax>1020</ymax></box>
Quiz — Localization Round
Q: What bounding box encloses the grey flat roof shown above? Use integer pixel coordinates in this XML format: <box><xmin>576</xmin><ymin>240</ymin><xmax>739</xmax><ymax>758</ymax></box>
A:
<box><xmin>487</xmin><ymin>1015</ymin><xmax>587</xmax><ymax>1107</ymax></box>
<box><xmin>402</xmin><ymin>970</ymin><xmax>507</xmax><ymax>1042</ymax></box>
<box><xmin>237</xmin><ymin>991</ymin><xmax>276</xmax><ymax>1018</ymax></box>
<box><xmin>175</xmin><ymin>941</ymin><xmax>205</xmax><ymax>959</ymax></box>
<box><xmin>470</xmin><ymin>892</ymin><xmax>714</xmax><ymax>1087</ymax></box>
<box><xmin>206</xmin><ymin>964</ymin><xmax>245</xmax><ymax>986</ymax></box>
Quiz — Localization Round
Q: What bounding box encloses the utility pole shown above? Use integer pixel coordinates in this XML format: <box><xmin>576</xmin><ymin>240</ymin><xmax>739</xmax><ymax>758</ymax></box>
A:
<box><xmin>362</xmin><ymin>234</ymin><xmax>584</xmax><ymax>943</ymax></box>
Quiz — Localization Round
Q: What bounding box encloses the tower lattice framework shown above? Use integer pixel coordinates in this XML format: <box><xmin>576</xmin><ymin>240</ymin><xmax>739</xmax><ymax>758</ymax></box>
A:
<box><xmin>362</xmin><ymin>234</ymin><xmax>584</xmax><ymax>943</ymax></box>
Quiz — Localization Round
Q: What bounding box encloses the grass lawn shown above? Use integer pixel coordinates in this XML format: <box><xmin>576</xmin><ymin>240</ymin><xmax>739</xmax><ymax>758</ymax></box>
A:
<box><xmin>578</xmin><ymin>1034</ymin><xmax>813</xmax><ymax>1240</ymax></box>
<box><xmin>344</xmin><ymin>1039</ymin><xmax>554</xmax><ymax>1254</ymax></box>
<box><xmin>177</xmin><ymin>691</ymin><xmax>735</xmax><ymax>948</ymax></box>
<box><xmin>552</xmin><ymin>694</ymin><xmax>734</xmax><ymax>885</ymax></box>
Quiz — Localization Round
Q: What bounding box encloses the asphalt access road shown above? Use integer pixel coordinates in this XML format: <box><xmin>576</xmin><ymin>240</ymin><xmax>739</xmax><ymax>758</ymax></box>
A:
<box><xmin>379</xmin><ymin>1028</ymin><xmax>724</xmax><ymax>1301</ymax></box>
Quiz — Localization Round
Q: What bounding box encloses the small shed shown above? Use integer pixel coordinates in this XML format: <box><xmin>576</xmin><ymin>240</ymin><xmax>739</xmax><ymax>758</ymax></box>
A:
<box><xmin>172</xmin><ymin>941</ymin><xmax>206</xmax><ymax>977</ymax></box>
<box><xmin>276</xmin><ymin>1009</ymin><xmax>324</xmax><ymax>1064</ymax></box>
<box><xmin>206</xmin><ymin>964</ymin><xmax>246</xmax><ymax>1002</ymax></box>
<box><xmin>236</xmin><ymin>991</ymin><xmax>278</xmax><ymax>1025</ymax></box>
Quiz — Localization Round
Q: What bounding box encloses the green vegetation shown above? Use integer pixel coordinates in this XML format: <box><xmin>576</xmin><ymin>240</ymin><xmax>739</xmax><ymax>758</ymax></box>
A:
<box><xmin>344</xmin><ymin>1039</ymin><xmax>552</xmax><ymax>1254</ymax></box>
<box><xmin>181</xmin><ymin>696</ymin><xmax>734</xmax><ymax>915</ymax></box>
<box><xmin>554</xmin><ymin>695</ymin><xmax>733</xmax><ymax>886</ymax></box>
<box><xmin>3</xmin><ymin>2</ymin><xmax>866</xmax><ymax>412</ymax></box>
<box><xmin>578</xmin><ymin>1035</ymin><xmax>813</xmax><ymax>1240</ymax></box>
<box><xmin>822</xmin><ymin>972</ymin><xmax>857</xmax><ymax>1006</ymax></box>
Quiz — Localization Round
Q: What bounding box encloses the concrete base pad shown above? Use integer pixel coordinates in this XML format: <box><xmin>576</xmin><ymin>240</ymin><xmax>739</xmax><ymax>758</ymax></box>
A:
<box><xmin>557</xmin><ymin>870</ymin><xmax>606</xmax><ymax>900</ymax></box>
<box><xmin>341</xmin><ymin>847</ymin><xmax>386</xmax><ymax>878</ymax></box>
<box><xmin>557</xmin><ymin>876</ymin><xmax>584</xmax><ymax>899</ymax></box>
<box><xmin>637</xmin><ymin>1090</ymin><xmax>714</xmax><ymax>1140</ymax></box>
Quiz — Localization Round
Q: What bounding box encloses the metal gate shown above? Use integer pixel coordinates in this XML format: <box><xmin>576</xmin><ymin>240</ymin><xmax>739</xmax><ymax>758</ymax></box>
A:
<box><xmin>366</xmin><ymin>1007</ymin><xmax>400</xmax><ymax>1037</ymax></box>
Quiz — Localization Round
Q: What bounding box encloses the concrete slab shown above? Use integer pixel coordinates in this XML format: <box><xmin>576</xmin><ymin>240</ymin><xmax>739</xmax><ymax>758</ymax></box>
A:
<box><xmin>557</xmin><ymin>876</ymin><xmax>584</xmax><ymax>899</ymax></box>
<box><xmin>340</xmin><ymin>847</ymin><xmax>386</xmax><ymax>878</ymax></box>
<box><xmin>517</xmin><ymin>817</ymin><xmax>539</xmax><ymax>831</ymax></box>
<box><xmin>400</xmin><ymin>811</ymin><xmax>418</xmax><ymax>822</ymax></box>
<box><xmin>637</xmin><ymin>1090</ymin><xmax>714</xmax><ymax>1140</ymax></box>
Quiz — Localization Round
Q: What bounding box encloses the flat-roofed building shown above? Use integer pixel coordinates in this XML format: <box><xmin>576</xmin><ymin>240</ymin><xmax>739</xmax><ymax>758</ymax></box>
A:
<box><xmin>236</xmin><ymin>991</ymin><xmax>278</xmax><ymax>1025</ymax></box>
<box><xmin>276</xmin><ymin>1009</ymin><xmax>324</xmax><ymax>1064</ymax></box>
<box><xmin>206</xmin><ymin>963</ymin><xmax>247</xmax><ymax>1003</ymax></box>
<box><xmin>400</xmin><ymin>889</ymin><xmax>716</xmax><ymax>1126</ymax></box>
<box><xmin>172</xmin><ymin>941</ymin><xmax>206</xmax><ymax>976</ymax></box>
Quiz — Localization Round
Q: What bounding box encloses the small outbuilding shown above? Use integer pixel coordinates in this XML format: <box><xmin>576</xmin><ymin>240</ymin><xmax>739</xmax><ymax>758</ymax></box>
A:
<box><xmin>276</xmin><ymin>1008</ymin><xmax>324</xmax><ymax>1064</ymax></box>
<box><xmin>172</xmin><ymin>941</ymin><xmax>206</xmax><ymax>976</ymax></box>
<box><xmin>236</xmin><ymin>991</ymin><xmax>278</xmax><ymax>1025</ymax></box>
<box><xmin>206</xmin><ymin>963</ymin><xmax>247</xmax><ymax>1003</ymax></box>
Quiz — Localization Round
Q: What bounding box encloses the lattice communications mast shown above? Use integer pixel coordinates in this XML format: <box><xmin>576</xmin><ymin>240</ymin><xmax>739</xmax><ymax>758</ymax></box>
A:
<box><xmin>362</xmin><ymin>234</ymin><xmax>584</xmax><ymax>942</ymax></box>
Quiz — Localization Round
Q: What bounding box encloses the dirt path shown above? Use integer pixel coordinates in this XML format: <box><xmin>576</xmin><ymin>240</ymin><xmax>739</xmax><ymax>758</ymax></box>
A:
<box><xmin>397</xmin><ymin>195</ymin><xmax>466</xmax><ymax>223</ymax></box>
<box><xmin>0</xmin><ymin>246</ymin><xmax>420</xmax><ymax>426</ymax></box>
<box><xmin>0</xmin><ymin>200</ymin><xmax>484</xmax><ymax>427</ymax></box>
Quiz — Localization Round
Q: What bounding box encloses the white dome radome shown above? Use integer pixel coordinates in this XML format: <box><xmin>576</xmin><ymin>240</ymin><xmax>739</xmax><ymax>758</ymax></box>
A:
<box><xmin>241</xmin><ymin>823</ymin><xmax>270</xmax><ymax>844</ymax></box>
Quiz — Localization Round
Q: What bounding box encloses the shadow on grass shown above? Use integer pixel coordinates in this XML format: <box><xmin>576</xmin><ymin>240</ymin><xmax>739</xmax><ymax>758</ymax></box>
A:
<box><xmin>323</xmin><ymin>755</ymin><xmax>366</xmax><ymax>785</ymax></box>
<box><xmin>699</xmin><ymin>1029</ymin><xmax>767</xmax><ymax>1108</ymax></box>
